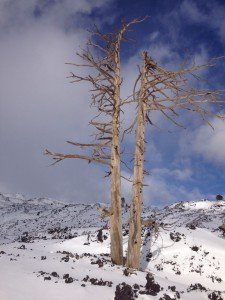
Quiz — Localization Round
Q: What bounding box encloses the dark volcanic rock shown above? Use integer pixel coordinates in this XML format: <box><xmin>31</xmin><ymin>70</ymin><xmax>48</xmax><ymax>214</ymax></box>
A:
<box><xmin>190</xmin><ymin>246</ymin><xmax>199</xmax><ymax>252</ymax></box>
<box><xmin>208</xmin><ymin>291</ymin><xmax>223</xmax><ymax>300</ymax></box>
<box><xmin>216</xmin><ymin>195</ymin><xmax>223</xmax><ymax>201</ymax></box>
<box><xmin>218</xmin><ymin>224</ymin><xmax>225</xmax><ymax>236</ymax></box>
<box><xmin>61</xmin><ymin>256</ymin><xmax>69</xmax><ymax>262</ymax></box>
<box><xmin>123</xmin><ymin>269</ymin><xmax>130</xmax><ymax>276</ymax></box>
<box><xmin>159</xmin><ymin>295</ymin><xmax>175</xmax><ymax>300</ymax></box>
<box><xmin>188</xmin><ymin>224</ymin><xmax>196</xmax><ymax>230</ymax></box>
<box><xmin>65</xmin><ymin>277</ymin><xmax>73</xmax><ymax>284</ymax></box>
<box><xmin>44</xmin><ymin>276</ymin><xmax>51</xmax><ymax>281</ymax></box>
<box><xmin>91</xmin><ymin>258</ymin><xmax>104</xmax><ymax>268</ymax></box>
<box><xmin>97</xmin><ymin>229</ymin><xmax>103</xmax><ymax>243</ymax></box>
<box><xmin>51</xmin><ymin>272</ymin><xmax>59</xmax><ymax>278</ymax></box>
<box><xmin>187</xmin><ymin>283</ymin><xmax>207</xmax><ymax>292</ymax></box>
<box><xmin>18</xmin><ymin>245</ymin><xmax>26</xmax><ymax>250</ymax></box>
<box><xmin>82</xmin><ymin>275</ymin><xmax>112</xmax><ymax>287</ymax></box>
<box><xmin>115</xmin><ymin>282</ymin><xmax>136</xmax><ymax>300</ymax></box>
<box><xmin>170</xmin><ymin>232</ymin><xmax>182</xmax><ymax>242</ymax></box>
<box><xmin>143</xmin><ymin>273</ymin><xmax>161</xmax><ymax>296</ymax></box>
<box><xmin>146</xmin><ymin>252</ymin><xmax>152</xmax><ymax>262</ymax></box>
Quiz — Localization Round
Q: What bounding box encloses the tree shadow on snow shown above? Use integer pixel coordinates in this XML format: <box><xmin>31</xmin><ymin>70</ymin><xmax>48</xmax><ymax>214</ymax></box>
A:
<box><xmin>140</xmin><ymin>229</ymin><xmax>175</xmax><ymax>271</ymax></box>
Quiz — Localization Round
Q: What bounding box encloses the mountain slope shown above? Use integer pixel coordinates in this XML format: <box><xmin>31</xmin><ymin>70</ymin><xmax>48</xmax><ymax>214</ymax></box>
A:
<box><xmin>0</xmin><ymin>193</ymin><xmax>225</xmax><ymax>300</ymax></box>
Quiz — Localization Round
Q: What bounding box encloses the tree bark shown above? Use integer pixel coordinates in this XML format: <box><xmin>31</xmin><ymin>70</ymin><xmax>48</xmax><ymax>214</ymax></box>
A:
<box><xmin>109</xmin><ymin>38</ymin><xmax>123</xmax><ymax>265</ymax></box>
<box><xmin>126</xmin><ymin>53</ymin><xmax>147</xmax><ymax>269</ymax></box>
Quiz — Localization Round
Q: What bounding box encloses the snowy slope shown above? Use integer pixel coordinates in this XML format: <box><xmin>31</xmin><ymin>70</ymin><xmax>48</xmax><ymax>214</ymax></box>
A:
<box><xmin>0</xmin><ymin>192</ymin><xmax>108</xmax><ymax>243</ymax></box>
<box><xmin>0</xmin><ymin>193</ymin><xmax>225</xmax><ymax>300</ymax></box>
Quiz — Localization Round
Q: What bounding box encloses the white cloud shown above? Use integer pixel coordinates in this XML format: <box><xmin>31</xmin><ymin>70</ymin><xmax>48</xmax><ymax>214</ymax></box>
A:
<box><xmin>188</xmin><ymin>117</ymin><xmax>225</xmax><ymax>166</ymax></box>
<box><xmin>179</xmin><ymin>0</ymin><xmax>225</xmax><ymax>41</ymax></box>
<box><xmin>0</xmin><ymin>0</ymin><xmax>112</xmax><ymax>33</ymax></box>
<box><xmin>0</xmin><ymin>0</ymin><xmax>222</xmax><ymax>205</ymax></box>
<box><xmin>0</xmin><ymin>0</ymin><xmax>114</xmax><ymax>203</ymax></box>
<box><xmin>152</xmin><ymin>168</ymin><xmax>192</xmax><ymax>181</ymax></box>
<box><xmin>144</xmin><ymin>174</ymin><xmax>202</xmax><ymax>206</ymax></box>
<box><xmin>180</xmin><ymin>1</ymin><xmax>206</xmax><ymax>23</ymax></box>
<box><xmin>148</xmin><ymin>31</ymin><xmax>159</xmax><ymax>42</ymax></box>
<box><xmin>120</xmin><ymin>167</ymin><xmax>199</xmax><ymax>207</ymax></box>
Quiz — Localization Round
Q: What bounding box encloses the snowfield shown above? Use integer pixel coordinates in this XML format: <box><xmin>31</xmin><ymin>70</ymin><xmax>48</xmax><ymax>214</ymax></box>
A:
<box><xmin>0</xmin><ymin>193</ymin><xmax>225</xmax><ymax>300</ymax></box>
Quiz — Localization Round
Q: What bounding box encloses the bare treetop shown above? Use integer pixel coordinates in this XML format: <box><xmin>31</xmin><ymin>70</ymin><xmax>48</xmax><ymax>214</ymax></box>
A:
<box><xmin>133</xmin><ymin>52</ymin><xmax>225</xmax><ymax>129</ymax></box>
<box><xmin>45</xmin><ymin>18</ymin><xmax>147</xmax><ymax>167</ymax></box>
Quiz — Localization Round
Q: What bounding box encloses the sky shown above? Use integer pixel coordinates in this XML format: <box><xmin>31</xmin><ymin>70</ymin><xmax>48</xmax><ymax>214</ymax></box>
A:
<box><xmin>0</xmin><ymin>0</ymin><xmax>225</xmax><ymax>206</ymax></box>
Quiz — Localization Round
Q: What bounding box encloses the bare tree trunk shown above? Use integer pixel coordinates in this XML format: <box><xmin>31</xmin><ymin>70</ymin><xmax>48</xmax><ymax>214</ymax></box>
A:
<box><xmin>110</xmin><ymin>39</ymin><xmax>123</xmax><ymax>265</ymax></box>
<box><xmin>126</xmin><ymin>53</ymin><xmax>147</xmax><ymax>269</ymax></box>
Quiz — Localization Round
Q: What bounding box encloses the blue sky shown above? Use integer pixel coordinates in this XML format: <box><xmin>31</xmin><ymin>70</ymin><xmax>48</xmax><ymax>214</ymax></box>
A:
<box><xmin>0</xmin><ymin>0</ymin><xmax>225</xmax><ymax>206</ymax></box>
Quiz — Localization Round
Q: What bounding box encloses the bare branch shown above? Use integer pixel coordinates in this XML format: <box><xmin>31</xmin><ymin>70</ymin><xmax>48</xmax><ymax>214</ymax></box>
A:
<box><xmin>44</xmin><ymin>149</ymin><xmax>111</xmax><ymax>166</ymax></box>
<box><xmin>67</xmin><ymin>141</ymin><xmax>110</xmax><ymax>148</ymax></box>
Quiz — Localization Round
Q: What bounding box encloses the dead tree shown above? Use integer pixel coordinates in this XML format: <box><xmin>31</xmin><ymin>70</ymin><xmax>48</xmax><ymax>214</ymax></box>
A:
<box><xmin>126</xmin><ymin>51</ymin><xmax>225</xmax><ymax>269</ymax></box>
<box><xmin>45</xmin><ymin>19</ymin><xmax>144</xmax><ymax>265</ymax></box>
<box><xmin>126</xmin><ymin>52</ymin><xmax>148</xmax><ymax>269</ymax></box>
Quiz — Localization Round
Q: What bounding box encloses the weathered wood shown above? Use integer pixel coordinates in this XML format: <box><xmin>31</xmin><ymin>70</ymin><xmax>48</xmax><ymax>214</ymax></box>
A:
<box><xmin>141</xmin><ymin>218</ymin><xmax>156</xmax><ymax>227</ymax></box>
<box><xmin>126</xmin><ymin>52</ymin><xmax>148</xmax><ymax>269</ymax></box>
<box><xmin>109</xmin><ymin>29</ymin><xmax>123</xmax><ymax>265</ymax></box>
<box><xmin>126</xmin><ymin>50</ymin><xmax>225</xmax><ymax>269</ymax></box>
<box><xmin>44</xmin><ymin>149</ymin><xmax>111</xmax><ymax>166</ymax></box>
<box><xmin>96</xmin><ymin>206</ymin><xmax>113</xmax><ymax>219</ymax></box>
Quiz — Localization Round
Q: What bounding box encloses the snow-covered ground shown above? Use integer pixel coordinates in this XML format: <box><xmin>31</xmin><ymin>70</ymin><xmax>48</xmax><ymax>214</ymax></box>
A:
<box><xmin>0</xmin><ymin>192</ymin><xmax>225</xmax><ymax>300</ymax></box>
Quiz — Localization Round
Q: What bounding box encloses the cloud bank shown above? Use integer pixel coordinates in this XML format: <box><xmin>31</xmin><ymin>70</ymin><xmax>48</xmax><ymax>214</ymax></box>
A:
<box><xmin>0</xmin><ymin>0</ymin><xmax>224</xmax><ymax>206</ymax></box>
